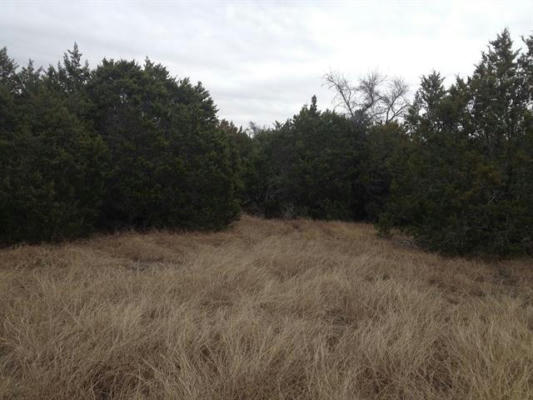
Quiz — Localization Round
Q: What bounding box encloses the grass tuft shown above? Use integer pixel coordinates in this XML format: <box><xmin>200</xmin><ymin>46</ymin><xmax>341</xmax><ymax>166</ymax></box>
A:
<box><xmin>1</xmin><ymin>215</ymin><xmax>532</xmax><ymax>399</ymax></box>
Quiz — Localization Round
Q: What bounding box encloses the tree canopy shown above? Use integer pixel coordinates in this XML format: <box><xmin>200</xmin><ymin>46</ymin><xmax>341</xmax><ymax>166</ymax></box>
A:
<box><xmin>1</xmin><ymin>30</ymin><xmax>531</xmax><ymax>255</ymax></box>
<box><xmin>0</xmin><ymin>45</ymin><xmax>240</xmax><ymax>244</ymax></box>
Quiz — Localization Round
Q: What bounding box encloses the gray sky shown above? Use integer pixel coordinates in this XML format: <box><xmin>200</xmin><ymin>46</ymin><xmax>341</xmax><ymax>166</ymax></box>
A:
<box><xmin>2</xmin><ymin>0</ymin><xmax>532</xmax><ymax>128</ymax></box>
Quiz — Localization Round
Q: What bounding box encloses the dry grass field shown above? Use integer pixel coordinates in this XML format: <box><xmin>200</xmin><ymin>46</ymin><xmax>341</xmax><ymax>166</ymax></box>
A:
<box><xmin>1</xmin><ymin>215</ymin><xmax>533</xmax><ymax>399</ymax></box>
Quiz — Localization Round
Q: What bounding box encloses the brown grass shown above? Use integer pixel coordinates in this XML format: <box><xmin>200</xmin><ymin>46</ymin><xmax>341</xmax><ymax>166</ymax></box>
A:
<box><xmin>1</xmin><ymin>215</ymin><xmax>533</xmax><ymax>399</ymax></box>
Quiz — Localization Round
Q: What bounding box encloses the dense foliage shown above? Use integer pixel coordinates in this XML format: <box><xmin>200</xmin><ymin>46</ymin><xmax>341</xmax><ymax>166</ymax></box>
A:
<box><xmin>379</xmin><ymin>30</ymin><xmax>533</xmax><ymax>255</ymax></box>
<box><xmin>0</xmin><ymin>49</ymin><xmax>108</xmax><ymax>243</ymax></box>
<box><xmin>239</xmin><ymin>100</ymin><xmax>409</xmax><ymax>222</ymax></box>
<box><xmin>243</xmin><ymin>97</ymin><xmax>367</xmax><ymax>219</ymax></box>
<box><xmin>0</xmin><ymin>45</ymin><xmax>239</xmax><ymax>244</ymax></box>
<box><xmin>240</xmin><ymin>30</ymin><xmax>532</xmax><ymax>256</ymax></box>
<box><xmin>1</xmin><ymin>30</ymin><xmax>531</xmax><ymax>255</ymax></box>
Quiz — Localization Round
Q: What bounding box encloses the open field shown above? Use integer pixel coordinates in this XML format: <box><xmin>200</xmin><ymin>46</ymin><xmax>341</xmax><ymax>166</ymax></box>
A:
<box><xmin>1</xmin><ymin>215</ymin><xmax>533</xmax><ymax>399</ymax></box>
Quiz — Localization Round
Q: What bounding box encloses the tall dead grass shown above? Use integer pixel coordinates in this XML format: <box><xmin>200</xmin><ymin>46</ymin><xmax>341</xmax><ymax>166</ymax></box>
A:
<box><xmin>1</xmin><ymin>215</ymin><xmax>532</xmax><ymax>399</ymax></box>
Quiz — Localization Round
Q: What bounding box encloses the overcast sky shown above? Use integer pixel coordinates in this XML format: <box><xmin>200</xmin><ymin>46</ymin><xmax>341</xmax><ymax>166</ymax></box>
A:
<box><xmin>2</xmin><ymin>0</ymin><xmax>532</xmax><ymax>127</ymax></box>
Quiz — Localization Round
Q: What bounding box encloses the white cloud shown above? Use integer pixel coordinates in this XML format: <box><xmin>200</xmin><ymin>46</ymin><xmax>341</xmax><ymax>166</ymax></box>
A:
<box><xmin>2</xmin><ymin>0</ymin><xmax>532</xmax><ymax>127</ymax></box>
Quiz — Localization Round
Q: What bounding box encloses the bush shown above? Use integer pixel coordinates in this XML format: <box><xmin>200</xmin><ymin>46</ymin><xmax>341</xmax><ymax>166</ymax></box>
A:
<box><xmin>87</xmin><ymin>59</ymin><xmax>239</xmax><ymax>230</ymax></box>
<box><xmin>0</xmin><ymin>64</ymin><xmax>108</xmax><ymax>243</ymax></box>
<box><xmin>0</xmin><ymin>47</ymin><xmax>240</xmax><ymax>245</ymax></box>
<box><xmin>244</xmin><ymin>96</ymin><xmax>367</xmax><ymax>220</ymax></box>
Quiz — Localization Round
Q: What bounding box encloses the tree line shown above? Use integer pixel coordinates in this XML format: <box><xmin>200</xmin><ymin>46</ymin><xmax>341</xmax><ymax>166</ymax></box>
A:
<box><xmin>0</xmin><ymin>45</ymin><xmax>239</xmax><ymax>244</ymax></box>
<box><xmin>236</xmin><ymin>29</ymin><xmax>533</xmax><ymax>256</ymax></box>
<box><xmin>1</xmin><ymin>29</ymin><xmax>532</xmax><ymax>255</ymax></box>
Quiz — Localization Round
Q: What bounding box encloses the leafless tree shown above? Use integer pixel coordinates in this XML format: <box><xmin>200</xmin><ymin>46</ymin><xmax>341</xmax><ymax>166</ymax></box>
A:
<box><xmin>324</xmin><ymin>71</ymin><xmax>410</xmax><ymax>124</ymax></box>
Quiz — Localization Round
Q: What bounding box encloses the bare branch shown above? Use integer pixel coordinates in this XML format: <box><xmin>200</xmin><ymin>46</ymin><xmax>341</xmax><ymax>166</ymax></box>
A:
<box><xmin>324</xmin><ymin>72</ymin><xmax>356</xmax><ymax>119</ymax></box>
<box><xmin>324</xmin><ymin>71</ymin><xmax>410</xmax><ymax>124</ymax></box>
<box><xmin>382</xmin><ymin>78</ymin><xmax>409</xmax><ymax>123</ymax></box>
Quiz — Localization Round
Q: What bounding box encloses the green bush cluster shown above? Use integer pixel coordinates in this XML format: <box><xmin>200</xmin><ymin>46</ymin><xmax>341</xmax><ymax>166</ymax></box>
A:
<box><xmin>240</xmin><ymin>30</ymin><xmax>532</xmax><ymax>256</ymax></box>
<box><xmin>380</xmin><ymin>31</ymin><xmax>533</xmax><ymax>255</ymax></box>
<box><xmin>0</xmin><ymin>46</ymin><xmax>239</xmax><ymax>244</ymax></box>
<box><xmin>1</xmin><ymin>30</ymin><xmax>531</xmax><ymax>256</ymax></box>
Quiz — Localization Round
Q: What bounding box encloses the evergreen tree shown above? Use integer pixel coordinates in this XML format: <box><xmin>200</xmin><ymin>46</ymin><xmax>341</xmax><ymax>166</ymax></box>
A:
<box><xmin>87</xmin><ymin>58</ymin><xmax>239</xmax><ymax>230</ymax></box>
<box><xmin>247</xmin><ymin>97</ymin><xmax>366</xmax><ymax>219</ymax></box>
<box><xmin>381</xmin><ymin>30</ymin><xmax>533</xmax><ymax>255</ymax></box>
<box><xmin>45</xmin><ymin>43</ymin><xmax>93</xmax><ymax>119</ymax></box>
<box><xmin>0</xmin><ymin>49</ymin><xmax>108</xmax><ymax>243</ymax></box>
